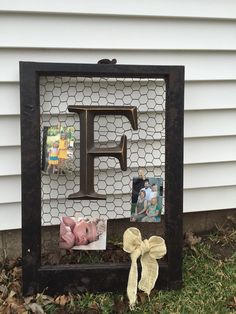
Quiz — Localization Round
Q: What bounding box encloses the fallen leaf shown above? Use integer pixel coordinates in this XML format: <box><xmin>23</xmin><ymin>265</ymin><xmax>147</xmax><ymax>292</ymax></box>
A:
<box><xmin>9</xmin><ymin>290</ymin><xmax>17</xmax><ymax>298</ymax></box>
<box><xmin>36</xmin><ymin>293</ymin><xmax>54</xmax><ymax>306</ymax></box>
<box><xmin>12</xmin><ymin>267</ymin><xmax>22</xmax><ymax>280</ymax></box>
<box><xmin>28</xmin><ymin>302</ymin><xmax>45</xmax><ymax>314</ymax></box>
<box><xmin>0</xmin><ymin>284</ymin><xmax>8</xmax><ymax>299</ymax></box>
<box><xmin>137</xmin><ymin>291</ymin><xmax>148</xmax><ymax>304</ymax></box>
<box><xmin>8</xmin><ymin>303</ymin><xmax>27</xmax><ymax>314</ymax></box>
<box><xmin>88</xmin><ymin>301</ymin><xmax>99</xmax><ymax>311</ymax></box>
<box><xmin>11</xmin><ymin>281</ymin><xmax>21</xmax><ymax>295</ymax></box>
<box><xmin>54</xmin><ymin>294</ymin><xmax>71</xmax><ymax>306</ymax></box>
<box><xmin>24</xmin><ymin>296</ymin><xmax>35</xmax><ymax>304</ymax></box>
<box><xmin>228</xmin><ymin>296</ymin><xmax>236</xmax><ymax>309</ymax></box>
<box><xmin>184</xmin><ymin>232</ymin><xmax>201</xmax><ymax>249</ymax></box>
<box><xmin>113</xmin><ymin>295</ymin><xmax>129</xmax><ymax>314</ymax></box>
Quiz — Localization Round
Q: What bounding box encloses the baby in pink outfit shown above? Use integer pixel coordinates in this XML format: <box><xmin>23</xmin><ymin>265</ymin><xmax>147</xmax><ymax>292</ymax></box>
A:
<box><xmin>59</xmin><ymin>216</ymin><xmax>105</xmax><ymax>249</ymax></box>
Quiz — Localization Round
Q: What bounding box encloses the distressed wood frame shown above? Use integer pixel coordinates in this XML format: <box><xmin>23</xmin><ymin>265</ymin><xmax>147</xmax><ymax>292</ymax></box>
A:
<box><xmin>20</xmin><ymin>61</ymin><xmax>184</xmax><ymax>295</ymax></box>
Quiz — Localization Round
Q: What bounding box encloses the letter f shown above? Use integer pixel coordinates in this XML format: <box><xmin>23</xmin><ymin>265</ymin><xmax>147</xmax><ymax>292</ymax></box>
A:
<box><xmin>67</xmin><ymin>106</ymin><xmax>138</xmax><ymax>200</ymax></box>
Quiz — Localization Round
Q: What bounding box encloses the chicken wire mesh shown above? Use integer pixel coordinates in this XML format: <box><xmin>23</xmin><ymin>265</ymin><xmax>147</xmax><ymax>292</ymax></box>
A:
<box><xmin>40</xmin><ymin>76</ymin><xmax>166</xmax><ymax>225</ymax></box>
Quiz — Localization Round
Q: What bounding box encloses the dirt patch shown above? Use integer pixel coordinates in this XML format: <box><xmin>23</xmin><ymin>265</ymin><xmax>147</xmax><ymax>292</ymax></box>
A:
<box><xmin>184</xmin><ymin>216</ymin><xmax>236</xmax><ymax>261</ymax></box>
<box><xmin>209</xmin><ymin>242</ymin><xmax>235</xmax><ymax>260</ymax></box>
<box><xmin>42</xmin><ymin>242</ymin><xmax>130</xmax><ymax>266</ymax></box>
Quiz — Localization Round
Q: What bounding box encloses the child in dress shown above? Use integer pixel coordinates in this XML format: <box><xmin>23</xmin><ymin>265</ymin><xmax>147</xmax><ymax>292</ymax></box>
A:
<box><xmin>47</xmin><ymin>142</ymin><xmax>59</xmax><ymax>174</ymax></box>
<box><xmin>58</xmin><ymin>133</ymin><xmax>68</xmax><ymax>173</ymax></box>
<box><xmin>141</xmin><ymin>197</ymin><xmax>161</xmax><ymax>222</ymax></box>
<box><xmin>59</xmin><ymin>216</ymin><xmax>106</xmax><ymax>249</ymax></box>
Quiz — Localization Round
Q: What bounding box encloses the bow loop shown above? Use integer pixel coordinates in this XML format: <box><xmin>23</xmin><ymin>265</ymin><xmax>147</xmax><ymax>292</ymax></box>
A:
<box><xmin>148</xmin><ymin>236</ymin><xmax>167</xmax><ymax>259</ymax></box>
<box><xmin>123</xmin><ymin>227</ymin><xmax>142</xmax><ymax>253</ymax></box>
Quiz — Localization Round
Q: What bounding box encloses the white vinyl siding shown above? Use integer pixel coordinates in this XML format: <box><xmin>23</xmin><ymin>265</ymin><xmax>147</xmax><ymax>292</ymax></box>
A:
<box><xmin>0</xmin><ymin>0</ymin><xmax>236</xmax><ymax>229</ymax></box>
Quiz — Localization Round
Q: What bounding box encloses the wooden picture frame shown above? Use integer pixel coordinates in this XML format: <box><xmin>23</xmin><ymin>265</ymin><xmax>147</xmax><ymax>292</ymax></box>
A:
<box><xmin>20</xmin><ymin>61</ymin><xmax>184</xmax><ymax>295</ymax></box>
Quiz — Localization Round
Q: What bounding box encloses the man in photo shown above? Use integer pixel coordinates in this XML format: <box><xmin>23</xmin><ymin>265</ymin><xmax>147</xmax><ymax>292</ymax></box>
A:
<box><xmin>131</xmin><ymin>174</ymin><xmax>145</xmax><ymax>204</ymax></box>
<box><xmin>141</xmin><ymin>179</ymin><xmax>152</xmax><ymax>201</ymax></box>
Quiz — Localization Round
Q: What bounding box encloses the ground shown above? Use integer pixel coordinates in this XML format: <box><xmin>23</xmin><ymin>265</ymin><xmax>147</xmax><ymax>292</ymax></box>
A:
<box><xmin>0</xmin><ymin>219</ymin><xmax>235</xmax><ymax>313</ymax></box>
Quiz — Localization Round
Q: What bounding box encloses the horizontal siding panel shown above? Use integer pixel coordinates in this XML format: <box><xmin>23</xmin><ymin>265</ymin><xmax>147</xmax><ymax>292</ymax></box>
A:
<box><xmin>0</xmin><ymin>0</ymin><xmax>236</xmax><ymax>19</ymax></box>
<box><xmin>1</xmin><ymin>14</ymin><xmax>236</xmax><ymax>50</ymax></box>
<box><xmin>184</xmin><ymin>185</ymin><xmax>236</xmax><ymax>212</ymax></box>
<box><xmin>184</xmin><ymin>136</ymin><xmax>236</xmax><ymax>164</ymax></box>
<box><xmin>0</xmin><ymin>116</ymin><xmax>20</xmax><ymax>146</ymax></box>
<box><xmin>184</xmin><ymin>162</ymin><xmax>236</xmax><ymax>189</ymax></box>
<box><xmin>4</xmin><ymin>161</ymin><xmax>236</xmax><ymax>203</ymax></box>
<box><xmin>185</xmin><ymin>81</ymin><xmax>236</xmax><ymax>110</ymax></box>
<box><xmin>1</xmin><ymin>113</ymin><xmax>164</xmax><ymax>147</ymax></box>
<box><xmin>1</xmin><ymin>81</ymin><xmax>236</xmax><ymax>116</ymax></box>
<box><xmin>184</xmin><ymin>109</ymin><xmax>236</xmax><ymax>138</ymax></box>
<box><xmin>0</xmin><ymin>147</ymin><xmax>21</xmax><ymax>176</ymax></box>
<box><xmin>0</xmin><ymin>203</ymin><xmax>21</xmax><ymax>230</ymax></box>
<box><xmin>2</xmin><ymin>109</ymin><xmax>236</xmax><ymax>147</ymax></box>
<box><xmin>1</xmin><ymin>184</ymin><xmax>235</xmax><ymax>230</ymax></box>
<box><xmin>0</xmin><ymin>176</ymin><xmax>21</xmax><ymax>203</ymax></box>
<box><xmin>1</xmin><ymin>49</ymin><xmax>236</xmax><ymax>82</ymax></box>
<box><xmin>0</xmin><ymin>83</ymin><xmax>19</xmax><ymax>115</ymax></box>
<box><xmin>1</xmin><ymin>136</ymin><xmax>236</xmax><ymax>176</ymax></box>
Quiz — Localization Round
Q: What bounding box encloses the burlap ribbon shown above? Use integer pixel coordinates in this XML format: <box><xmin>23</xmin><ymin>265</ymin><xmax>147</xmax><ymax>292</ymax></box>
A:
<box><xmin>123</xmin><ymin>227</ymin><xmax>167</xmax><ymax>308</ymax></box>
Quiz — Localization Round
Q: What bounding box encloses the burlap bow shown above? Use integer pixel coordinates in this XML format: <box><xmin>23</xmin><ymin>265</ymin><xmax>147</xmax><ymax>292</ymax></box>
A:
<box><xmin>123</xmin><ymin>227</ymin><xmax>167</xmax><ymax>308</ymax></box>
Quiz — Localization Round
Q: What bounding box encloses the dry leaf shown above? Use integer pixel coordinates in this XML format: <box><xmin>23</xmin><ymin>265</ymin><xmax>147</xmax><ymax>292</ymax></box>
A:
<box><xmin>11</xmin><ymin>281</ymin><xmax>21</xmax><ymax>295</ymax></box>
<box><xmin>37</xmin><ymin>294</ymin><xmax>54</xmax><ymax>306</ymax></box>
<box><xmin>184</xmin><ymin>232</ymin><xmax>201</xmax><ymax>248</ymax></box>
<box><xmin>4</xmin><ymin>296</ymin><xmax>25</xmax><ymax>314</ymax></box>
<box><xmin>0</xmin><ymin>305</ymin><xmax>7</xmax><ymax>314</ymax></box>
<box><xmin>113</xmin><ymin>295</ymin><xmax>129</xmax><ymax>314</ymax></box>
<box><xmin>9</xmin><ymin>304</ymin><xmax>27</xmax><ymax>314</ymax></box>
<box><xmin>12</xmin><ymin>267</ymin><xmax>22</xmax><ymax>280</ymax></box>
<box><xmin>0</xmin><ymin>284</ymin><xmax>8</xmax><ymax>299</ymax></box>
<box><xmin>28</xmin><ymin>302</ymin><xmax>45</xmax><ymax>314</ymax></box>
<box><xmin>24</xmin><ymin>296</ymin><xmax>35</xmax><ymax>304</ymax></box>
<box><xmin>54</xmin><ymin>294</ymin><xmax>70</xmax><ymax>306</ymax></box>
<box><xmin>8</xmin><ymin>290</ymin><xmax>17</xmax><ymax>298</ymax></box>
<box><xmin>137</xmin><ymin>291</ymin><xmax>148</xmax><ymax>304</ymax></box>
<box><xmin>228</xmin><ymin>296</ymin><xmax>236</xmax><ymax>309</ymax></box>
<box><xmin>88</xmin><ymin>301</ymin><xmax>99</xmax><ymax>311</ymax></box>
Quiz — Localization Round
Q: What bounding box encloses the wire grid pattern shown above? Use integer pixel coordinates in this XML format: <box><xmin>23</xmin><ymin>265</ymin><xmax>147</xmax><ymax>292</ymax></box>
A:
<box><xmin>40</xmin><ymin>76</ymin><xmax>166</xmax><ymax>225</ymax></box>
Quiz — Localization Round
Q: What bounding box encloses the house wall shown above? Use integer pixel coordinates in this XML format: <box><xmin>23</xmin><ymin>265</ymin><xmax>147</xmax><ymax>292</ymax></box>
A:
<box><xmin>0</xmin><ymin>0</ymin><xmax>236</xmax><ymax>230</ymax></box>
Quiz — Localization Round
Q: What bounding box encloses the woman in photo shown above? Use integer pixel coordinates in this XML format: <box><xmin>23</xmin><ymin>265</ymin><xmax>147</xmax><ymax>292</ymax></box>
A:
<box><xmin>131</xmin><ymin>190</ymin><xmax>148</xmax><ymax>222</ymax></box>
<box><xmin>142</xmin><ymin>196</ymin><xmax>161</xmax><ymax>222</ymax></box>
<box><xmin>59</xmin><ymin>216</ymin><xmax>106</xmax><ymax>249</ymax></box>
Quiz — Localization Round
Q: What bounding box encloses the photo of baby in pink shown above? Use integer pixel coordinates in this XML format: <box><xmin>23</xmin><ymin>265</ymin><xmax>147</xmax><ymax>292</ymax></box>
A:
<box><xmin>59</xmin><ymin>216</ymin><xmax>107</xmax><ymax>250</ymax></box>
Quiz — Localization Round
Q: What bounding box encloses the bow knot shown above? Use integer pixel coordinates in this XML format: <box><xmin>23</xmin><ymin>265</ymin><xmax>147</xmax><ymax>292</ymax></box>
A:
<box><xmin>140</xmin><ymin>239</ymin><xmax>150</xmax><ymax>255</ymax></box>
<box><xmin>123</xmin><ymin>227</ymin><xmax>167</xmax><ymax>308</ymax></box>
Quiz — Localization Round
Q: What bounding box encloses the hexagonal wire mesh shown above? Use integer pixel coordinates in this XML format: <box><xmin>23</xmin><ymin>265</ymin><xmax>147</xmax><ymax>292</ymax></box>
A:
<box><xmin>40</xmin><ymin>76</ymin><xmax>166</xmax><ymax>226</ymax></box>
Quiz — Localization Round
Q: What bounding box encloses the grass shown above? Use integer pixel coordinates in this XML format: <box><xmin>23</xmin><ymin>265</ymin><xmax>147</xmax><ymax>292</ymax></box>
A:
<box><xmin>0</xmin><ymin>224</ymin><xmax>235</xmax><ymax>313</ymax></box>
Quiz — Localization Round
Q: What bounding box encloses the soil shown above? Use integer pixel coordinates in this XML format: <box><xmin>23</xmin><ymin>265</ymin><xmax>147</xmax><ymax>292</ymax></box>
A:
<box><xmin>41</xmin><ymin>242</ymin><xmax>130</xmax><ymax>266</ymax></box>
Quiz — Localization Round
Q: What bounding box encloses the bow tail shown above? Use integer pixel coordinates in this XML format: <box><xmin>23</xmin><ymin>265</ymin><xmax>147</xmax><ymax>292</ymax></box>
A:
<box><xmin>127</xmin><ymin>252</ymin><xmax>140</xmax><ymax>307</ymax></box>
<box><xmin>138</xmin><ymin>254</ymin><xmax>159</xmax><ymax>296</ymax></box>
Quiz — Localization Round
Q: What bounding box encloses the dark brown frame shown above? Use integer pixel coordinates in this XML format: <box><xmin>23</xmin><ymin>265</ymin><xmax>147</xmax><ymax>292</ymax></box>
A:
<box><xmin>20</xmin><ymin>61</ymin><xmax>184</xmax><ymax>296</ymax></box>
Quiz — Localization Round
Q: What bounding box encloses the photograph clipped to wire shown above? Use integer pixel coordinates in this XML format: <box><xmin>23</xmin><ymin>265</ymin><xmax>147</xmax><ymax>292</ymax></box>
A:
<box><xmin>42</xmin><ymin>126</ymin><xmax>75</xmax><ymax>175</ymax></box>
<box><xmin>131</xmin><ymin>177</ymin><xmax>163</xmax><ymax>222</ymax></box>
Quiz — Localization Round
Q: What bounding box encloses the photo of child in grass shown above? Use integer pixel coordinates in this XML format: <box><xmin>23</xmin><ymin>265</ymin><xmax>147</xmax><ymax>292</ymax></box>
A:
<box><xmin>42</xmin><ymin>126</ymin><xmax>75</xmax><ymax>174</ymax></box>
<box><xmin>130</xmin><ymin>176</ymin><xmax>163</xmax><ymax>222</ymax></box>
